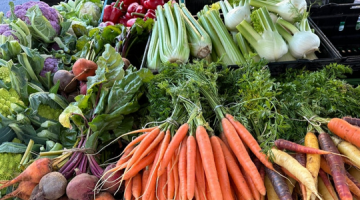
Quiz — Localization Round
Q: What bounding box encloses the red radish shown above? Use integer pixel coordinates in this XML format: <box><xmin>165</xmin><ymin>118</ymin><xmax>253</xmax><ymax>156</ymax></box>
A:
<box><xmin>0</xmin><ymin>158</ymin><xmax>52</xmax><ymax>190</ymax></box>
<box><xmin>0</xmin><ymin>181</ymin><xmax>37</xmax><ymax>200</ymax></box>
<box><xmin>72</xmin><ymin>58</ymin><xmax>98</xmax><ymax>81</ymax></box>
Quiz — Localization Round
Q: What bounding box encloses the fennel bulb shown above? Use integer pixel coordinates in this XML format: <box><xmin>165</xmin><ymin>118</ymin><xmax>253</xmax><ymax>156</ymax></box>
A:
<box><xmin>181</xmin><ymin>6</ymin><xmax>212</xmax><ymax>59</ymax></box>
<box><xmin>269</xmin><ymin>12</ymin><xmax>279</xmax><ymax>24</ymax></box>
<box><xmin>157</xmin><ymin>2</ymin><xmax>190</xmax><ymax>63</ymax></box>
<box><xmin>277</xmin><ymin>51</ymin><xmax>297</xmax><ymax>61</ymax></box>
<box><xmin>250</xmin><ymin>0</ymin><xmax>307</xmax><ymax>23</ymax></box>
<box><xmin>220</xmin><ymin>0</ymin><xmax>251</xmax><ymax>32</ymax></box>
<box><xmin>276</xmin><ymin>17</ymin><xmax>320</xmax><ymax>59</ymax></box>
<box><xmin>236</xmin><ymin>7</ymin><xmax>288</xmax><ymax>62</ymax></box>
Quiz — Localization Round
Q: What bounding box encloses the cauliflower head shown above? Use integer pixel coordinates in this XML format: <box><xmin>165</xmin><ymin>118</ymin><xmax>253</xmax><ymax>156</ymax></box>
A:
<box><xmin>0</xmin><ymin>24</ymin><xmax>19</xmax><ymax>41</ymax></box>
<box><xmin>6</xmin><ymin>1</ymin><xmax>61</xmax><ymax>34</ymax></box>
<box><xmin>0</xmin><ymin>88</ymin><xmax>24</xmax><ymax>117</ymax></box>
<box><xmin>40</xmin><ymin>57</ymin><xmax>59</xmax><ymax>77</ymax></box>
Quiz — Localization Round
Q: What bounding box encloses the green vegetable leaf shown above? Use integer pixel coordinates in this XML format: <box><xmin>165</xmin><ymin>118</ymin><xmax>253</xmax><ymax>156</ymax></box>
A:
<box><xmin>26</xmin><ymin>5</ymin><xmax>57</xmax><ymax>43</ymax></box>
<box><xmin>72</xmin><ymin>24</ymin><xmax>89</xmax><ymax>37</ymax></box>
<box><xmin>59</xmin><ymin>128</ymin><xmax>77</xmax><ymax>148</ymax></box>
<box><xmin>60</xmin><ymin>21</ymin><xmax>72</xmax><ymax>36</ymax></box>
<box><xmin>59</xmin><ymin>104</ymin><xmax>84</xmax><ymax>128</ymax></box>
<box><xmin>102</xmin><ymin>25</ymin><xmax>125</xmax><ymax>44</ymax></box>
<box><xmin>0</xmin><ymin>142</ymin><xmax>42</xmax><ymax>153</ymax></box>
<box><xmin>50</xmin><ymin>80</ymin><xmax>60</xmax><ymax>94</ymax></box>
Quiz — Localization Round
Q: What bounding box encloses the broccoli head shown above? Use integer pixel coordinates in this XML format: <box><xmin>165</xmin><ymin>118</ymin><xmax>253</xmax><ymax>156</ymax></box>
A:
<box><xmin>0</xmin><ymin>88</ymin><xmax>24</xmax><ymax>117</ymax></box>
<box><xmin>37</xmin><ymin>104</ymin><xmax>62</xmax><ymax>121</ymax></box>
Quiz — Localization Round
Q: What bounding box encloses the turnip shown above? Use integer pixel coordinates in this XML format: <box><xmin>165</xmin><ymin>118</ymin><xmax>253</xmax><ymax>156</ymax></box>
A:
<box><xmin>53</xmin><ymin>70</ymin><xmax>78</xmax><ymax>93</ymax></box>
<box><xmin>0</xmin><ymin>158</ymin><xmax>52</xmax><ymax>190</ymax></box>
<box><xmin>95</xmin><ymin>192</ymin><xmax>115</xmax><ymax>200</ymax></box>
<box><xmin>0</xmin><ymin>181</ymin><xmax>37</xmax><ymax>200</ymax></box>
<box><xmin>66</xmin><ymin>173</ymin><xmax>99</xmax><ymax>200</ymax></box>
<box><xmin>72</xmin><ymin>58</ymin><xmax>98</xmax><ymax>81</ymax></box>
<box><xmin>101</xmin><ymin>164</ymin><xmax>123</xmax><ymax>194</ymax></box>
<box><xmin>32</xmin><ymin>172</ymin><xmax>67</xmax><ymax>200</ymax></box>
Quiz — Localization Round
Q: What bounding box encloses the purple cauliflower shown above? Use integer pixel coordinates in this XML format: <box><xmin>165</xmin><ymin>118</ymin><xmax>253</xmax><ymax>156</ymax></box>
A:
<box><xmin>6</xmin><ymin>1</ymin><xmax>61</xmax><ymax>34</ymax></box>
<box><xmin>40</xmin><ymin>57</ymin><xmax>59</xmax><ymax>77</ymax></box>
<box><xmin>0</xmin><ymin>24</ymin><xmax>19</xmax><ymax>41</ymax></box>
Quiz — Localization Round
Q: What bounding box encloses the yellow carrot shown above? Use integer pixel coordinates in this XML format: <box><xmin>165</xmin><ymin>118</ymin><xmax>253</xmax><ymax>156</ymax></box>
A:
<box><xmin>318</xmin><ymin>176</ymin><xmax>338</xmax><ymax>200</ymax></box>
<box><xmin>305</xmin><ymin>132</ymin><xmax>321</xmax><ymax>200</ymax></box>
<box><xmin>265</xmin><ymin>175</ymin><xmax>280</xmax><ymax>200</ymax></box>
<box><xmin>269</xmin><ymin>149</ymin><xmax>322</xmax><ymax>200</ymax></box>
<box><xmin>332</xmin><ymin>136</ymin><xmax>360</xmax><ymax>169</ymax></box>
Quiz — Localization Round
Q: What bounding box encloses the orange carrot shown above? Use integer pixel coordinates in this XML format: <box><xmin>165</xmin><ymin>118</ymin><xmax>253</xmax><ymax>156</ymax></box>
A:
<box><xmin>142</xmin><ymin>166</ymin><xmax>150</xmax><ymax>197</ymax></box>
<box><xmin>196</xmin><ymin>126</ymin><xmax>224</xmax><ymax>200</ymax></box>
<box><xmin>0</xmin><ymin>158</ymin><xmax>52</xmax><ymax>190</ymax></box>
<box><xmin>132</xmin><ymin>173</ymin><xmax>142</xmax><ymax>199</ymax></box>
<box><xmin>242</xmin><ymin>167</ymin><xmax>261</xmax><ymax>200</ymax></box>
<box><xmin>157</xmin><ymin>168</ymin><xmax>167</xmax><ymax>200</ymax></box>
<box><xmin>218</xmin><ymin>138</ymin><xmax>254</xmax><ymax>200</ymax></box>
<box><xmin>179</xmin><ymin>136</ymin><xmax>188</xmax><ymax>200</ymax></box>
<box><xmin>124</xmin><ymin>178</ymin><xmax>133</xmax><ymax>200</ymax></box>
<box><xmin>116</xmin><ymin>146</ymin><xmax>135</xmax><ymax>167</ymax></box>
<box><xmin>318</xmin><ymin>169</ymin><xmax>338</xmax><ymax>200</ymax></box>
<box><xmin>173</xmin><ymin>154</ymin><xmax>180</xmax><ymax>200</ymax></box>
<box><xmin>222</xmin><ymin>118</ymin><xmax>266</xmax><ymax>195</ymax></box>
<box><xmin>227</xmin><ymin>114</ymin><xmax>274</xmax><ymax>171</ymax></box>
<box><xmin>142</xmin><ymin>147</ymin><xmax>162</xmax><ymax>200</ymax></box>
<box><xmin>129</xmin><ymin>131</ymin><xmax>165</xmax><ymax>170</ymax></box>
<box><xmin>327</xmin><ymin>118</ymin><xmax>360</xmax><ymax>148</ymax></box>
<box><xmin>275</xmin><ymin>139</ymin><xmax>330</xmax><ymax>155</ymax></box>
<box><xmin>125</xmin><ymin>127</ymin><xmax>160</xmax><ymax>173</ymax></box>
<box><xmin>195</xmin><ymin>147</ymin><xmax>206</xmax><ymax>200</ymax></box>
<box><xmin>124</xmin><ymin>134</ymin><xmax>146</xmax><ymax>153</ymax></box>
<box><xmin>319</xmin><ymin>133</ymin><xmax>352</xmax><ymax>200</ymax></box>
<box><xmin>211</xmin><ymin>136</ymin><xmax>234</xmax><ymax>200</ymax></box>
<box><xmin>123</xmin><ymin>146</ymin><xmax>158</xmax><ymax>180</ymax></box>
<box><xmin>158</xmin><ymin>123</ymin><xmax>189</xmax><ymax>177</ymax></box>
<box><xmin>187</xmin><ymin>135</ymin><xmax>197</xmax><ymax>200</ymax></box>
<box><xmin>167</xmin><ymin>159</ymin><xmax>175</xmax><ymax>200</ymax></box>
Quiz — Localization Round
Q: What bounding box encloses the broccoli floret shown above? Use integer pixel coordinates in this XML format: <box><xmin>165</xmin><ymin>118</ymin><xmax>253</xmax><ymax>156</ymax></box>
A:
<box><xmin>0</xmin><ymin>153</ymin><xmax>22</xmax><ymax>180</ymax></box>
<box><xmin>37</xmin><ymin>104</ymin><xmax>62</xmax><ymax>121</ymax></box>
<box><xmin>0</xmin><ymin>88</ymin><xmax>24</xmax><ymax>117</ymax></box>
<box><xmin>0</xmin><ymin>67</ymin><xmax>10</xmax><ymax>84</ymax></box>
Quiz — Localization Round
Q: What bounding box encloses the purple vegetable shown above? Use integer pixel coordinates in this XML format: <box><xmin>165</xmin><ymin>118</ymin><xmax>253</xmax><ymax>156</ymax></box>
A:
<box><xmin>6</xmin><ymin>1</ymin><xmax>61</xmax><ymax>34</ymax></box>
<box><xmin>0</xmin><ymin>24</ymin><xmax>19</xmax><ymax>41</ymax></box>
<box><xmin>40</xmin><ymin>57</ymin><xmax>59</xmax><ymax>77</ymax></box>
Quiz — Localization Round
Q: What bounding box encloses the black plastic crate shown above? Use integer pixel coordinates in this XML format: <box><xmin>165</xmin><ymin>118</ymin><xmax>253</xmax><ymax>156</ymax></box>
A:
<box><xmin>309</xmin><ymin>3</ymin><xmax>360</xmax><ymax>60</ymax></box>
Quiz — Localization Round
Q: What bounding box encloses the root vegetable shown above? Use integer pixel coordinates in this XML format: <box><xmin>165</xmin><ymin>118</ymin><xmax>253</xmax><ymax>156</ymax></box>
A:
<box><xmin>37</xmin><ymin>172</ymin><xmax>67</xmax><ymax>200</ymax></box>
<box><xmin>30</xmin><ymin>185</ymin><xmax>47</xmax><ymax>200</ymax></box>
<box><xmin>72</xmin><ymin>58</ymin><xmax>97</xmax><ymax>81</ymax></box>
<box><xmin>95</xmin><ymin>192</ymin><xmax>115</xmax><ymax>200</ymax></box>
<box><xmin>80</xmin><ymin>83</ymin><xmax>87</xmax><ymax>95</ymax></box>
<box><xmin>66</xmin><ymin>173</ymin><xmax>99</xmax><ymax>200</ymax></box>
<box><xmin>122</xmin><ymin>58</ymin><xmax>131</xmax><ymax>70</ymax></box>
<box><xmin>0</xmin><ymin>158</ymin><xmax>52</xmax><ymax>190</ymax></box>
<box><xmin>0</xmin><ymin>181</ymin><xmax>37</xmax><ymax>200</ymax></box>
<box><xmin>67</xmin><ymin>91</ymin><xmax>80</xmax><ymax>102</ymax></box>
<box><xmin>101</xmin><ymin>164</ymin><xmax>123</xmax><ymax>194</ymax></box>
<box><xmin>53</xmin><ymin>70</ymin><xmax>78</xmax><ymax>93</ymax></box>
